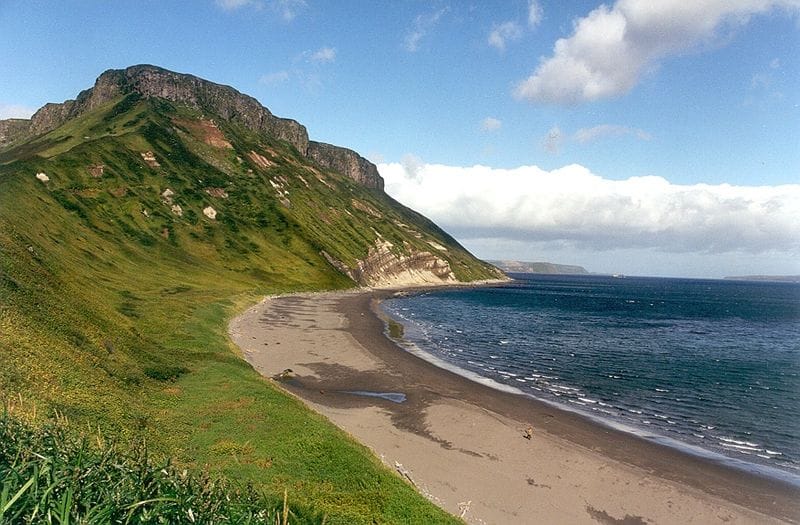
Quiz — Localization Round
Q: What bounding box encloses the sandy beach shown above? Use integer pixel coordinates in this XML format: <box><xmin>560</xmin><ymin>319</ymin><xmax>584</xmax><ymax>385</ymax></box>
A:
<box><xmin>229</xmin><ymin>290</ymin><xmax>800</xmax><ymax>524</ymax></box>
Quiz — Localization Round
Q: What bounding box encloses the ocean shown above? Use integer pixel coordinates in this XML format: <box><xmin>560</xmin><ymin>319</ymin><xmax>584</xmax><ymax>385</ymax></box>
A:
<box><xmin>381</xmin><ymin>274</ymin><xmax>800</xmax><ymax>484</ymax></box>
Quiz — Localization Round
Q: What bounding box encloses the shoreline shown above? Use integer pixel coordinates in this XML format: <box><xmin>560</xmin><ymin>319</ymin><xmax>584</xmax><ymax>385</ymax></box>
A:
<box><xmin>230</xmin><ymin>289</ymin><xmax>799</xmax><ymax>524</ymax></box>
<box><xmin>379</xmin><ymin>287</ymin><xmax>800</xmax><ymax>489</ymax></box>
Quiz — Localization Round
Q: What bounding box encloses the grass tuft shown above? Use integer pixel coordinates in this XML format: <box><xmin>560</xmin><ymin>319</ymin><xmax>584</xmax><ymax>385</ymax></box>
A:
<box><xmin>0</xmin><ymin>411</ymin><xmax>322</xmax><ymax>524</ymax></box>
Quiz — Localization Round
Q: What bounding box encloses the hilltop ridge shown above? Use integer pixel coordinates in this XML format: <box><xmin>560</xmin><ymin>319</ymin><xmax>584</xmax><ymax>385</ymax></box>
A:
<box><xmin>1</xmin><ymin>64</ymin><xmax>383</xmax><ymax>189</ymax></box>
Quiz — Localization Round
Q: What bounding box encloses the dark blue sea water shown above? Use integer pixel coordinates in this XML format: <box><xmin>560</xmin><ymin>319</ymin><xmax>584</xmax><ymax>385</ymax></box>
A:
<box><xmin>382</xmin><ymin>274</ymin><xmax>800</xmax><ymax>484</ymax></box>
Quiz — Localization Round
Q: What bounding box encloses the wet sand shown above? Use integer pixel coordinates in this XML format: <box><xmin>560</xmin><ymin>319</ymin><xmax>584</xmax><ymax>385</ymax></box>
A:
<box><xmin>229</xmin><ymin>290</ymin><xmax>800</xmax><ymax>524</ymax></box>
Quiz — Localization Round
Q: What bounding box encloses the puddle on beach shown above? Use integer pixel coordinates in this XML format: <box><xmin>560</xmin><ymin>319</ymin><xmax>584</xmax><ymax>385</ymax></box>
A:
<box><xmin>343</xmin><ymin>391</ymin><xmax>407</xmax><ymax>403</ymax></box>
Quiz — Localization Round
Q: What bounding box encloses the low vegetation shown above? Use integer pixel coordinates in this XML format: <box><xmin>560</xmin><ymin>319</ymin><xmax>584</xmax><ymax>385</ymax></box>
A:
<box><xmin>0</xmin><ymin>80</ymin><xmax>477</xmax><ymax>523</ymax></box>
<box><xmin>0</xmin><ymin>409</ymin><xmax>318</xmax><ymax>524</ymax></box>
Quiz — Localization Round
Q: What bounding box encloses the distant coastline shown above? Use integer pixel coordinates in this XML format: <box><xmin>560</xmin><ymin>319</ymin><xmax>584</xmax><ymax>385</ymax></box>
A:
<box><xmin>724</xmin><ymin>275</ymin><xmax>800</xmax><ymax>283</ymax></box>
<box><xmin>489</xmin><ymin>259</ymin><xmax>589</xmax><ymax>275</ymax></box>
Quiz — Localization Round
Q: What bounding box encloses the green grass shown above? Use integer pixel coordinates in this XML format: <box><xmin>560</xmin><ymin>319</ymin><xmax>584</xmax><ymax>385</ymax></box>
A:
<box><xmin>0</xmin><ymin>411</ymin><xmax>321</xmax><ymax>524</ymax></box>
<box><xmin>0</xmin><ymin>94</ymin><xmax>486</xmax><ymax>523</ymax></box>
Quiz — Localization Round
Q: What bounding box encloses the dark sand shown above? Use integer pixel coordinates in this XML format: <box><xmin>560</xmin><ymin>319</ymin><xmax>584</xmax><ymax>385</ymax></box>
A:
<box><xmin>230</xmin><ymin>290</ymin><xmax>799</xmax><ymax>524</ymax></box>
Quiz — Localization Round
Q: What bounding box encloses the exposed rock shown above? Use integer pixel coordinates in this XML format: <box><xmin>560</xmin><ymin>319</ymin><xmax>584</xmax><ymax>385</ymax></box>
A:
<box><xmin>170</xmin><ymin>204</ymin><xmax>183</xmax><ymax>217</ymax></box>
<box><xmin>323</xmin><ymin>239</ymin><xmax>456</xmax><ymax>287</ymax></box>
<box><xmin>248</xmin><ymin>150</ymin><xmax>274</xmax><ymax>169</ymax></box>
<box><xmin>174</xmin><ymin>118</ymin><xmax>232</xmax><ymax>149</ymax></box>
<box><xmin>205</xmin><ymin>187</ymin><xmax>228</xmax><ymax>198</ymax></box>
<box><xmin>307</xmin><ymin>141</ymin><xmax>384</xmax><ymax>190</ymax></box>
<box><xmin>35</xmin><ymin>172</ymin><xmax>49</xmax><ymax>182</ymax></box>
<box><xmin>140</xmin><ymin>151</ymin><xmax>160</xmax><ymax>167</ymax></box>
<box><xmin>161</xmin><ymin>188</ymin><xmax>174</xmax><ymax>203</ymax></box>
<box><xmin>0</xmin><ymin>119</ymin><xmax>32</xmax><ymax>147</ymax></box>
<box><xmin>203</xmin><ymin>206</ymin><xmax>217</xmax><ymax>219</ymax></box>
<box><xmin>88</xmin><ymin>164</ymin><xmax>105</xmax><ymax>178</ymax></box>
<box><xmin>351</xmin><ymin>198</ymin><xmax>382</xmax><ymax>218</ymax></box>
<box><xmin>427</xmin><ymin>240</ymin><xmax>448</xmax><ymax>252</ymax></box>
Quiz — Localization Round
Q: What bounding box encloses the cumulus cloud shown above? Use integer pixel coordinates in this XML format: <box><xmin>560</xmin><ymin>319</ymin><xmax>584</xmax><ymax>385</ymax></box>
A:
<box><xmin>488</xmin><ymin>21</ymin><xmax>523</xmax><ymax>50</ymax></box>
<box><xmin>378</xmin><ymin>161</ymin><xmax>800</xmax><ymax>255</ymax></box>
<box><xmin>405</xmin><ymin>7</ymin><xmax>449</xmax><ymax>52</ymax></box>
<box><xmin>0</xmin><ymin>103</ymin><xmax>35</xmax><ymax>119</ymax></box>
<box><xmin>481</xmin><ymin>117</ymin><xmax>502</xmax><ymax>132</ymax></box>
<box><xmin>310</xmin><ymin>47</ymin><xmax>336</xmax><ymax>63</ymax></box>
<box><xmin>515</xmin><ymin>0</ymin><xmax>800</xmax><ymax>105</ymax></box>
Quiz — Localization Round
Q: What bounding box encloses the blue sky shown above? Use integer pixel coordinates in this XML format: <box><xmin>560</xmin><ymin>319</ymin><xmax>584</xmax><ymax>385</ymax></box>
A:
<box><xmin>1</xmin><ymin>1</ymin><xmax>798</xmax><ymax>277</ymax></box>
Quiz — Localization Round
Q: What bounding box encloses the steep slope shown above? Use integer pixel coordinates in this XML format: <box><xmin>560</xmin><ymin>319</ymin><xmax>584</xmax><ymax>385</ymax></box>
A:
<box><xmin>0</xmin><ymin>65</ymin><xmax>499</xmax><ymax>523</ymax></box>
<box><xmin>1</xmin><ymin>65</ymin><xmax>499</xmax><ymax>287</ymax></box>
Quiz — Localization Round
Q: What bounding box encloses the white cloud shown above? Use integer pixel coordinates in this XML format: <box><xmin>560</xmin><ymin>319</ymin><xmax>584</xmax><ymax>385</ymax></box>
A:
<box><xmin>273</xmin><ymin>0</ymin><xmax>306</xmax><ymax>21</ymax></box>
<box><xmin>378</xmin><ymin>161</ymin><xmax>800</xmax><ymax>256</ymax></box>
<box><xmin>515</xmin><ymin>0</ymin><xmax>800</xmax><ymax>105</ymax></box>
<box><xmin>0</xmin><ymin>103</ymin><xmax>35</xmax><ymax>119</ymax></box>
<box><xmin>216</xmin><ymin>0</ymin><xmax>259</xmax><ymax>10</ymax></box>
<box><xmin>260</xmin><ymin>71</ymin><xmax>290</xmax><ymax>86</ymax></box>
<box><xmin>542</xmin><ymin>126</ymin><xmax>563</xmax><ymax>153</ymax></box>
<box><xmin>215</xmin><ymin>0</ymin><xmax>306</xmax><ymax>21</ymax></box>
<box><xmin>573</xmin><ymin>124</ymin><xmax>651</xmax><ymax>143</ymax></box>
<box><xmin>481</xmin><ymin>117</ymin><xmax>502</xmax><ymax>132</ymax></box>
<box><xmin>488</xmin><ymin>1</ymin><xmax>543</xmax><ymax>51</ymax></box>
<box><xmin>488</xmin><ymin>21</ymin><xmax>523</xmax><ymax>50</ymax></box>
<box><xmin>405</xmin><ymin>7</ymin><xmax>449</xmax><ymax>52</ymax></box>
<box><xmin>309</xmin><ymin>47</ymin><xmax>336</xmax><ymax>63</ymax></box>
<box><xmin>542</xmin><ymin>125</ymin><xmax>651</xmax><ymax>153</ymax></box>
<box><xmin>528</xmin><ymin>0</ymin><xmax>543</xmax><ymax>27</ymax></box>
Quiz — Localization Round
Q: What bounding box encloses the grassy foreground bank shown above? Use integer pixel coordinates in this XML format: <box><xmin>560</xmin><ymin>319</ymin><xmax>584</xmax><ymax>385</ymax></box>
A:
<box><xmin>1</xmin><ymin>281</ymin><xmax>459</xmax><ymax>524</ymax></box>
<box><xmin>0</xmin><ymin>127</ymin><xmax>462</xmax><ymax>523</ymax></box>
<box><xmin>0</xmin><ymin>84</ymin><xmax>501</xmax><ymax>522</ymax></box>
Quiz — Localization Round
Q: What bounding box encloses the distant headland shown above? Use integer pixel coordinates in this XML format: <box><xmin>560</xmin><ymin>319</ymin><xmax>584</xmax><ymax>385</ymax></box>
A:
<box><xmin>724</xmin><ymin>275</ymin><xmax>800</xmax><ymax>283</ymax></box>
<box><xmin>489</xmin><ymin>260</ymin><xmax>589</xmax><ymax>275</ymax></box>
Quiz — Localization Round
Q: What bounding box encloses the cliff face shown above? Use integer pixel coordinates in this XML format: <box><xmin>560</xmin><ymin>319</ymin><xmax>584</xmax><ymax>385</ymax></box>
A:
<box><xmin>307</xmin><ymin>141</ymin><xmax>383</xmax><ymax>190</ymax></box>
<box><xmin>0</xmin><ymin>119</ymin><xmax>31</xmax><ymax>147</ymax></box>
<box><xmin>323</xmin><ymin>239</ymin><xmax>456</xmax><ymax>287</ymax></box>
<box><xmin>4</xmin><ymin>65</ymin><xmax>379</xmax><ymax>189</ymax></box>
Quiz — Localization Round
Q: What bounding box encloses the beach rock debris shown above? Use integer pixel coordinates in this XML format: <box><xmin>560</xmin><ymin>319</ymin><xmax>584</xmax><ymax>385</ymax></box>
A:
<box><xmin>394</xmin><ymin>461</ymin><xmax>417</xmax><ymax>488</ymax></box>
<box><xmin>276</xmin><ymin>368</ymin><xmax>295</xmax><ymax>381</ymax></box>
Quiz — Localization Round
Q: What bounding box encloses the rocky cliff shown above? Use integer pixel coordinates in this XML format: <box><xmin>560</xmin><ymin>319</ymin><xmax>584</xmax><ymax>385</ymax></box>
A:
<box><xmin>307</xmin><ymin>141</ymin><xmax>384</xmax><ymax>190</ymax></box>
<box><xmin>2</xmin><ymin>65</ymin><xmax>380</xmax><ymax>189</ymax></box>
<box><xmin>323</xmin><ymin>239</ymin><xmax>456</xmax><ymax>287</ymax></box>
<box><xmin>0</xmin><ymin>118</ymin><xmax>31</xmax><ymax>147</ymax></box>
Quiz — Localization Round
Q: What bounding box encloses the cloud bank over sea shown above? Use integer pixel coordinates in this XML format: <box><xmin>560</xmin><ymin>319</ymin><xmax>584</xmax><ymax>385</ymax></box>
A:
<box><xmin>378</xmin><ymin>161</ymin><xmax>800</xmax><ymax>260</ymax></box>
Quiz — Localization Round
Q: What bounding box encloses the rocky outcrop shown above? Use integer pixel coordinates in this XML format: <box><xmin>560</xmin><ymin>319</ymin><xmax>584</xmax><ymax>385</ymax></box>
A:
<box><xmin>26</xmin><ymin>65</ymin><xmax>309</xmax><ymax>154</ymax></box>
<box><xmin>307</xmin><ymin>141</ymin><xmax>383</xmax><ymax>190</ymax></box>
<box><xmin>3</xmin><ymin>64</ymin><xmax>383</xmax><ymax>190</ymax></box>
<box><xmin>323</xmin><ymin>239</ymin><xmax>456</xmax><ymax>288</ymax></box>
<box><xmin>0</xmin><ymin>119</ymin><xmax>32</xmax><ymax>147</ymax></box>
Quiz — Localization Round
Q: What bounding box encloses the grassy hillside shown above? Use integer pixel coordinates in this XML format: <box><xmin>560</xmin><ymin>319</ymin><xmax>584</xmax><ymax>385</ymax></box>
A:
<box><xmin>0</xmin><ymin>91</ymin><xmax>484</xmax><ymax>523</ymax></box>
